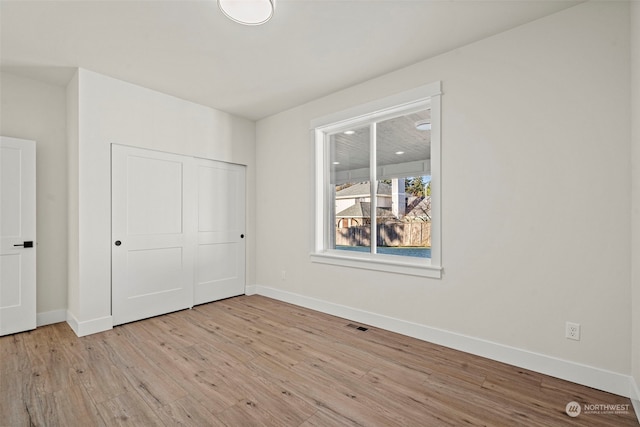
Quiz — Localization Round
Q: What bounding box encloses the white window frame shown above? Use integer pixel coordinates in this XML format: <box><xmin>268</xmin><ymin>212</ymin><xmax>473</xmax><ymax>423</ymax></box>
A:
<box><xmin>310</xmin><ymin>81</ymin><xmax>442</xmax><ymax>279</ymax></box>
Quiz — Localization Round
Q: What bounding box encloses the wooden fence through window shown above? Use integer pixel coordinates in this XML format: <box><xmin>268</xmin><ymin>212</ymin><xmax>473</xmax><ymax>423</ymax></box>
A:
<box><xmin>335</xmin><ymin>222</ymin><xmax>431</xmax><ymax>247</ymax></box>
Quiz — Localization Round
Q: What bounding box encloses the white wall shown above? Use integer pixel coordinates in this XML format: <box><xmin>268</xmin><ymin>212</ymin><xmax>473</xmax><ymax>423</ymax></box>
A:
<box><xmin>66</xmin><ymin>72</ymin><xmax>79</xmax><ymax>321</ymax></box>
<box><xmin>630</xmin><ymin>0</ymin><xmax>640</xmax><ymax>407</ymax></box>
<box><xmin>67</xmin><ymin>69</ymin><xmax>256</xmax><ymax>335</ymax></box>
<box><xmin>256</xmin><ymin>0</ymin><xmax>631</xmax><ymax>378</ymax></box>
<box><xmin>1</xmin><ymin>72</ymin><xmax>68</xmax><ymax>321</ymax></box>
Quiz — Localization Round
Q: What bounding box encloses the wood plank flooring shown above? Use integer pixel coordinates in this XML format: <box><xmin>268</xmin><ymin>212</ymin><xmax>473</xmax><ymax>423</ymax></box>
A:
<box><xmin>1</xmin><ymin>295</ymin><xmax>637</xmax><ymax>426</ymax></box>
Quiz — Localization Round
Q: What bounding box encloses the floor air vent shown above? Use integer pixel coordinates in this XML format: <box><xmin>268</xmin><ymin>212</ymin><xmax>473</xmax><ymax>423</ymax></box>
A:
<box><xmin>346</xmin><ymin>323</ymin><xmax>368</xmax><ymax>332</ymax></box>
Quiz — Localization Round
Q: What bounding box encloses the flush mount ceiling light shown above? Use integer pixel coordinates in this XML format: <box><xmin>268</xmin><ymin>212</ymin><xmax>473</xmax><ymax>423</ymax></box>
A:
<box><xmin>218</xmin><ymin>0</ymin><xmax>275</xmax><ymax>26</ymax></box>
<box><xmin>415</xmin><ymin>120</ymin><xmax>431</xmax><ymax>131</ymax></box>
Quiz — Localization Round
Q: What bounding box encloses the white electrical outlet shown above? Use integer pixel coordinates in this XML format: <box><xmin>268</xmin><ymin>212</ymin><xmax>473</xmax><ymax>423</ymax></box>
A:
<box><xmin>566</xmin><ymin>322</ymin><xmax>580</xmax><ymax>341</ymax></box>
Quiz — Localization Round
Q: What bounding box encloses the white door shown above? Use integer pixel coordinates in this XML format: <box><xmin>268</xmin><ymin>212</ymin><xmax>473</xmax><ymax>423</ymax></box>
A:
<box><xmin>112</xmin><ymin>145</ymin><xmax>195</xmax><ymax>326</ymax></box>
<box><xmin>0</xmin><ymin>136</ymin><xmax>36</xmax><ymax>336</ymax></box>
<box><xmin>194</xmin><ymin>158</ymin><xmax>245</xmax><ymax>305</ymax></box>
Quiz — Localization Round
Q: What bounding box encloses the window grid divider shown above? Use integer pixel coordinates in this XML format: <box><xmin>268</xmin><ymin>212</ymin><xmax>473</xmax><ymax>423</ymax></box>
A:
<box><xmin>370</xmin><ymin>122</ymin><xmax>377</xmax><ymax>254</ymax></box>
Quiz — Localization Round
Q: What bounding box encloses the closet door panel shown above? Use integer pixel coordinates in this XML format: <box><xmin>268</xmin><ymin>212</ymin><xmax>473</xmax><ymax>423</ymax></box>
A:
<box><xmin>112</xmin><ymin>145</ymin><xmax>195</xmax><ymax>326</ymax></box>
<box><xmin>194</xmin><ymin>159</ymin><xmax>245</xmax><ymax>305</ymax></box>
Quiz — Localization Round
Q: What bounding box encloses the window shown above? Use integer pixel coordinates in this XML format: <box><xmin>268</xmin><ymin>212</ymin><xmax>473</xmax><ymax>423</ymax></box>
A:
<box><xmin>310</xmin><ymin>82</ymin><xmax>442</xmax><ymax>278</ymax></box>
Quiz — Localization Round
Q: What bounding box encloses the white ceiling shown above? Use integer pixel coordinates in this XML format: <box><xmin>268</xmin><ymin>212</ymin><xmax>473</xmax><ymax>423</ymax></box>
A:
<box><xmin>0</xmin><ymin>0</ymin><xmax>581</xmax><ymax>121</ymax></box>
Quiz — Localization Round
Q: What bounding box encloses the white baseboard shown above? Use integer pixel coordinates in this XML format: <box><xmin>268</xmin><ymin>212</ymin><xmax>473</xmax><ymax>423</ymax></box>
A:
<box><xmin>36</xmin><ymin>309</ymin><xmax>66</xmax><ymax>327</ymax></box>
<box><xmin>631</xmin><ymin>377</ymin><xmax>640</xmax><ymax>421</ymax></box>
<box><xmin>66</xmin><ymin>311</ymin><xmax>113</xmax><ymax>337</ymax></box>
<box><xmin>246</xmin><ymin>285</ymin><xmax>635</xmax><ymax>399</ymax></box>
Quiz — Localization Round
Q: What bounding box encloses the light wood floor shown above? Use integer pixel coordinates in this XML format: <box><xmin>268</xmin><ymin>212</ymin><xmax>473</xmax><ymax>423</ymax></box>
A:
<box><xmin>1</xmin><ymin>295</ymin><xmax>637</xmax><ymax>426</ymax></box>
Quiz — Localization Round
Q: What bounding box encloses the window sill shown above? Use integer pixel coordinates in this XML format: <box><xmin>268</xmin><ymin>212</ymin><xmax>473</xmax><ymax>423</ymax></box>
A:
<box><xmin>310</xmin><ymin>251</ymin><xmax>442</xmax><ymax>279</ymax></box>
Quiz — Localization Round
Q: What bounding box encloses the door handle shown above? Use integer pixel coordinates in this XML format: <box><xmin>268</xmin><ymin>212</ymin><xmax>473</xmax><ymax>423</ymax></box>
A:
<box><xmin>14</xmin><ymin>241</ymin><xmax>34</xmax><ymax>248</ymax></box>
<box><xmin>115</xmin><ymin>240</ymin><xmax>122</xmax><ymax>246</ymax></box>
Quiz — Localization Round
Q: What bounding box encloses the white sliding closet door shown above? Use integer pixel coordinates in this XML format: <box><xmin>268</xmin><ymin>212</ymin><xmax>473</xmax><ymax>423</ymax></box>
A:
<box><xmin>194</xmin><ymin>158</ymin><xmax>245</xmax><ymax>305</ymax></box>
<box><xmin>112</xmin><ymin>145</ymin><xmax>195</xmax><ymax>326</ymax></box>
<box><xmin>112</xmin><ymin>145</ymin><xmax>246</xmax><ymax>325</ymax></box>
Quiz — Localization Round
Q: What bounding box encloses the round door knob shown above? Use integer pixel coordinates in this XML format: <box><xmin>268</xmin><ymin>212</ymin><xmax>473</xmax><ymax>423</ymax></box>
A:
<box><xmin>115</xmin><ymin>240</ymin><xmax>122</xmax><ymax>246</ymax></box>
<box><xmin>240</xmin><ymin>234</ymin><xmax>244</xmax><ymax>239</ymax></box>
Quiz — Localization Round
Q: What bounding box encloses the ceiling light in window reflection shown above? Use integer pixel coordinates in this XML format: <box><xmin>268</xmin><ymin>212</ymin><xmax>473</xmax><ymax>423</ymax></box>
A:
<box><xmin>332</xmin><ymin>161</ymin><xmax>340</xmax><ymax>165</ymax></box>
<box><xmin>343</xmin><ymin>130</ymin><xmax>355</xmax><ymax>135</ymax></box>
<box><xmin>415</xmin><ymin>120</ymin><xmax>431</xmax><ymax>131</ymax></box>
<box><xmin>395</xmin><ymin>151</ymin><xmax>405</xmax><ymax>155</ymax></box>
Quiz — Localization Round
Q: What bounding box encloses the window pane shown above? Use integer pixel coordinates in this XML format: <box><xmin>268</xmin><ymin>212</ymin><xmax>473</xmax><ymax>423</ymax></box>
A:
<box><xmin>330</xmin><ymin>126</ymin><xmax>371</xmax><ymax>253</ymax></box>
<box><xmin>375</xmin><ymin>110</ymin><xmax>431</xmax><ymax>259</ymax></box>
